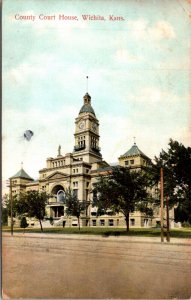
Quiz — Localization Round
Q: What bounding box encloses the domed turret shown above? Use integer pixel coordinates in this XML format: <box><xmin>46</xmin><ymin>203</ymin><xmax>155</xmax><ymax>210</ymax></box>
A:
<box><xmin>79</xmin><ymin>93</ymin><xmax>95</xmax><ymax>116</ymax></box>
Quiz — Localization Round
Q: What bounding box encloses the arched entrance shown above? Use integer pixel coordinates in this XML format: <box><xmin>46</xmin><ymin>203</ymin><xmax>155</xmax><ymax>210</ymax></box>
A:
<box><xmin>51</xmin><ymin>185</ymin><xmax>65</xmax><ymax>202</ymax></box>
<box><xmin>50</xmin><ymin>185</ymin><xmax>65</xmax><ymax>218</ymax></box>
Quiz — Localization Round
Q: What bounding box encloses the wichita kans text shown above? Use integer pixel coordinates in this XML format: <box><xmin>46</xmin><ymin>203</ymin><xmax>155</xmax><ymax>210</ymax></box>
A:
<box><xmin>14</xmin><ymin>14</ymin><xmax>125</xmax><ymax>21</ymax></box>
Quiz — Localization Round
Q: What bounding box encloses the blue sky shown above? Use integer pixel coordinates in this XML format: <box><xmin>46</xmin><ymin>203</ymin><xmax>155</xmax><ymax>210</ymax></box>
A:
<box><xmin>2</xmin><ymin>0</ymin><xmax>191</xmax><ymax>191</ymax></box>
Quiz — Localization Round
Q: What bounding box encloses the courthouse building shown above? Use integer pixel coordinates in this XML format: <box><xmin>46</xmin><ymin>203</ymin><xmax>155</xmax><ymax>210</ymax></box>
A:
<box><xmin>10</xmin><ymin>92</ymin><xmax>162</xmax><ymax>228</ymax></box>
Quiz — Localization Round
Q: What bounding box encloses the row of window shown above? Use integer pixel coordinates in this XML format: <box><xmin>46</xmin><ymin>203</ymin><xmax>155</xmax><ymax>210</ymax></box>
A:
<box><xmin>78</xmin><ymin>136</ymin><xmax>86</xmax><ymax>141</ymax></box>
<box><xmin>52</xmin><ymin>160</ymin><xmax>65</xmax><ymax>168</ymax></box>
<box><xmin>125</xmin><ymin>160</ymin><xmax>134</xmax><ymax>165</ymax></box>
<box><xmin>11</xmin><ymin>180</ymin><xmax>17</xmax><ymax>184</ymax></box>
<box><xmin>125</xmin><ymin>159</ymin><xmax>147</xmax><ymax>166</ymax></box>
<box><xmin>91</xmin><ymin>136</ymin><xmax>97</xmax><ymax>148</ymax></box>
<box><xmin>92</xmin><ymin>219</ymin><xmax>114</xmax><ymax>226</ymax></box>
<box><xmin>91</xmin><ymin>219</ymin><xmax>140</xmax><ymax>226</ymax></box>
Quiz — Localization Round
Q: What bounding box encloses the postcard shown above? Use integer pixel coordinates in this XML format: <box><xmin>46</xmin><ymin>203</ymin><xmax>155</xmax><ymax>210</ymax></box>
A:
<box><xmin>2</xmin><ymin>0</ymin><xmax>191</xmax><ymax>299</ymax></box>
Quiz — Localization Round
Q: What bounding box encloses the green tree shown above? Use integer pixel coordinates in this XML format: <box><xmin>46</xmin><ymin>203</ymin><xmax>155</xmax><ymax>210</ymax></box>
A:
<box><xmin>149</xmin><ymin>139</ymin><xmax>191</xmax><ymax>224</ymax></box>
<box><xmin>19</xmin><ymin>191</ymin><xmax>49</xmax><ymax>232</ymax></box>
<box><xmin>2</xmin><ymin>193</ymin><xmax>24</xmax><ymax>220</ymax></box>
<box><xmin>2</xmin><ymin>207</ymin><xmax>8</xmax><ymax>226</ymax></box>
<box><xmin>93</xmin><ymin>166</ymin><xmax>150</xmax><ymax>232</ymax></box>
<box><xmin>64</xmin><ymin>188</ymin><xmax>87</xmax><ymax>231</ymax></box>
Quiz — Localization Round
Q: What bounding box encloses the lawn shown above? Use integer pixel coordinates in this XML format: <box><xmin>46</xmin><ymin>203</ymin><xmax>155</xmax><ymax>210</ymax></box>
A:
<box><xmin>2</xmin><ymin>226</ymin><xmax>191</xmax><ymax>238</ymax></box>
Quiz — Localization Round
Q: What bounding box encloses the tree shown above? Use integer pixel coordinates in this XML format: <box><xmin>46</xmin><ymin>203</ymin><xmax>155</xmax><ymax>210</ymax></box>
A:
<box><xmin>3</xmin><ymin>193</ymin><xmax>22</xmax><ymax>218</ymax></box>
<box><xmin>93</xmin><ymin>166</ymin><xmax>150</xmax><ymax>232</ymax></box>
<box><xmin>2</xmin><ymin>207</ymin><xmax>8</xmax><ymax>226</ymax></box>
<box><xmin>149</xmin><ymin>139</ymin><xmax>191</xmax><ymax>224</ymax></box>
<box><xmin>19</xmin><ymin>191</ymin><xmax>49</xmax><ymax>232</ymax></box>
<box><xmin>64</xmin><ymin>188</ymin><xmax>87</xmax><ymax>231</ymax></box>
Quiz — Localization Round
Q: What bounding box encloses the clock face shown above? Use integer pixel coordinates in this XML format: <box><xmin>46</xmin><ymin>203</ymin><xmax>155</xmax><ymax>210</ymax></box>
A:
<box><xmin>92</xmin><ymin>123</ymin><xmax>97</xmax><ymax>132</ymax></box>
<box><xmin>79</xmin><ymin>121</ymin><xmax>85</xmax><ymax>130</ymax></box>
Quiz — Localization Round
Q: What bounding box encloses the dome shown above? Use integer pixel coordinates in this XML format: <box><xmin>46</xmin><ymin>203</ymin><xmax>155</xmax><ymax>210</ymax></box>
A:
<box><xmin>79</xmin><ymin>104</ymin><xmax>95</xmax><ymax>115</ymax></box>
<box><xmin>79</xmin><ymin>93</ymin><xmax>96</xmax><ymax>116</ymax></box>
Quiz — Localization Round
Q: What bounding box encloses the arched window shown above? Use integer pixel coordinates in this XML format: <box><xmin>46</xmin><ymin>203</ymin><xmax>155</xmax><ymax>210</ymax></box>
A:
<box><xmin>57</xmin><ymin>190</ymin><xmax>65</xmax><ymax>202</ymax></box>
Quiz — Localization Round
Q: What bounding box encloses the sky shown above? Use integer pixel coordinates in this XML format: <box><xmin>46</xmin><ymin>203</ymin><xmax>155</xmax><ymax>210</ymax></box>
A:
<box><xmin>2</xmin><ymin>0</ymin><xmax>191</xmax><ymax>192</ymax></box>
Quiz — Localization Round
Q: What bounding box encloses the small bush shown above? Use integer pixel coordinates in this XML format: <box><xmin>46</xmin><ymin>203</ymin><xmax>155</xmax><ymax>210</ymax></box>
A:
<box><xmin>20</xmin><ymin>217</ymin><xmax>28</xmax><ymax>228</ymax></box>
<box><xmin>182</xmin><ymin>221</ymin><xmax>191</xmax><ymax>228</ymax></box>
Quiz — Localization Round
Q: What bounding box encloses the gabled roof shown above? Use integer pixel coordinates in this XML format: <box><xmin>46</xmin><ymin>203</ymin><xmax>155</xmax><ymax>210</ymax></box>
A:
<box><xmin>11</xmin><ymin>168</ymin><xmax>34</xmax><ymax>181</ymax></box>
<box><xmin>120</xmin><ymin>143</ymin><xmax>150</xmax><ymax>160</ymax></box>
<box><xmin>46</xmin><ymin>171</ymin><xmax>69</xmax><ymax>180</ymax></box>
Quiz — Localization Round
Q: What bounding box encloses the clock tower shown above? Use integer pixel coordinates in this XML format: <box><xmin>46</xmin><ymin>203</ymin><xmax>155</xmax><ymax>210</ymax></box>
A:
<box><xmin>73</xmin><ymin>92</ymin><xmax>102</xmax><ymax>163</ymax></box>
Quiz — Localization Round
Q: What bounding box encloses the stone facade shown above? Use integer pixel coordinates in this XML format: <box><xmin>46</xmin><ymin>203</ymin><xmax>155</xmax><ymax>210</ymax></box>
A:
<box><xmin>9</xmin><ymin>92</ymin><xmax>174</xmax><ymax>228</ymax></box>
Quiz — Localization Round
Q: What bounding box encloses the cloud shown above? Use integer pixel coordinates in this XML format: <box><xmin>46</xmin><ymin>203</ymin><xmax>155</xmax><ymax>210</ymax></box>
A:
<box><xmin>2</xmin><ymin>104</ymin><xmax>78</xmax><ymax>181</ymax></box>
<box><xmin>114</xmin><ymin>49</ymin><xmax>143</xmax><ymax>64</ymax></box>
<box><xmin>155</xmin><ymin>56</ymin><xmax>191</xmax><ymax>70</ymax></box>
<box><xmin>4</xmin><ymin>62</ymin><xmax>45</xmax><ymax>86</ymax></box>
<box><xmin>148</xmin><ymin>21</ymin><xmax>175</xmax><ymax>40</ymax></box>
<box><xmin>129</xmin><ymin>19</ymin><xmax>176</xmax><ymax>41</ymax></box>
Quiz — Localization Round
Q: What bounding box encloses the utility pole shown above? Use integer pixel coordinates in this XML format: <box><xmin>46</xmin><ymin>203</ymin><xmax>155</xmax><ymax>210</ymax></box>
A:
<box><xmin>10</xmin><ymin>178</ymin><xmax>13</xmax><ymax>236</ymax></box>
<box><xmin>166</xmin><ymin>195</ymin><xmax>170</xmax><ymax>242</ymax></box>
<box><xmin>160</xmin><ymin>167</ymin><xmax>164</xmax><ymax>243</ymax></box>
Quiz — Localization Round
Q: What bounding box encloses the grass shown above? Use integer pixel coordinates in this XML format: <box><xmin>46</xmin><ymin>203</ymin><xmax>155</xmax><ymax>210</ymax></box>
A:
<box><xmin>2</xmin><ymin>226</ymin><xmax>191</xmax><ymax>238</ymax></box>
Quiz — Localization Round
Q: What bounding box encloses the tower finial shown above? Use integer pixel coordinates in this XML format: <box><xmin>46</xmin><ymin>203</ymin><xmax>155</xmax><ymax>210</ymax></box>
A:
<box><xmin>86</xmin><ymin>76</ymin><xmax>89</xmax><ymax>93</ymax></box>
<box><xmin>133</xmin><ymin>137</ymin><xmax>136</xmax><ymax>145</ymax></box>
<box><xmin>21</xmin><ymin>161</ymin><xmax>23</xmax><ymax>169</ymax></box>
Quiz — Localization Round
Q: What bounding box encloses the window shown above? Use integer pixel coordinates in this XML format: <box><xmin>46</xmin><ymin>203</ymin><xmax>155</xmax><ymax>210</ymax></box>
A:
<box><xmin>125</xmin><ymin>161</ymin><xmax>129</xmax><ymax>166</ymax></box>
<box><xmin>73</xmin><ymin>181</ymin><xmax>78</xmax><ymax>187</ymax></box>
<box><xmin>144</xmin><ymin>219</ymin><xmax>149</xmax><ymax>227</ymax></box>
<box><xmin>91</xmin><ymin>212</ymin><xmax>97</xmax><ymax>216</ymax></box>
<box><xmin>130</xmin><ymin>160</ymin><xmax>134</xmax><ymax>165</ymax></box>
<box><xmin>73</xmin><ymin>169</ymin><xmax>75</xmax><ymax>173</ymax></box>
<box><xmin>86</xmin><ymin>169</ymin><xmax>89</xmax><ymax>173</ymax></box>
<box><xmin>73</xmin><ymin>189</ymin><xmax>78</xmax><ymax>198</ymax></box>
<box><xmin>86</xmin><ymin>182</ymin><xmax>89</xmax><ymax>188</ymax></box>
<box><xmin>93</xmin><ymin>190</ymin><xmax>97</xmax><ymax>204</ymax></box>
<box><xmin>130</xmin><ymin>218</ymin><xmax>135</xmax><ymax>226</ymax></box>
<box><xmin>100</xmin><ymin>219</ymin><xmax>105</xmax><ymax>226</ymax></box>
<box><xmin>92</xmin><ymin>220</ymin><xmax>96</xmax><ymax>226</ymax></box>
<box><xmin>109</xmin><ymin>219</ymin><xmax>114</xmax><ymax>226</ymax></box>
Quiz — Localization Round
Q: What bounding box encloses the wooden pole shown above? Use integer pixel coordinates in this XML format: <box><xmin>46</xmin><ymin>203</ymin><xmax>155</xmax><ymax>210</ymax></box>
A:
<box><xmin>166</xmin><ymin>195</ymin><xmax>170</xmax><ymax>242</ymax></box>
<box><xmin>160</xmin><ymin>168</ymin><xmax>164</xmax><ymax>243</ymax></box>
<box><xmin>10</xmin><ymin>179</ymin><xmax>13</xmax><ymax>236</ymax></box>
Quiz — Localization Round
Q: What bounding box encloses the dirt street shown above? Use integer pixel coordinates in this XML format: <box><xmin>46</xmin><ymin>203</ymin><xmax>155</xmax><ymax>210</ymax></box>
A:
<box><xmin>2</xmin><ymin>234</ymin><xmax>191</xmax><ymax>299</ymax></box>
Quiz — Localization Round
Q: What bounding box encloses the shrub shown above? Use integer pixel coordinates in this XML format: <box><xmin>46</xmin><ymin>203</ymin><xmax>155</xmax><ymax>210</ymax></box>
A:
<box><xmin>20</xmin><ymin>216</ymin><xmax>28</xmax><ymax>228</ymax></box>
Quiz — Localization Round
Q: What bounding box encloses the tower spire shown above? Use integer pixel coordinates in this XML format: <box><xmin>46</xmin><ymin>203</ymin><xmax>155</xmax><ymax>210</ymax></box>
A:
<box><xmin>86</xmin><ymin>76</ymin><xmax>89</xmax><ymax>93</ymax></box>
<box><xmin>133</xmin><ymin>136</ymin><xmax>136</xmax><ymax>145</ymax></box>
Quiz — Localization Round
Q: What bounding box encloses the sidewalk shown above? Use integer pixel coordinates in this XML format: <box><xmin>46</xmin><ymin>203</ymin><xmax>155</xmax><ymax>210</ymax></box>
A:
<box><xmin>2</xmin><ymin>232</ymin><xmax>191</xmax><ymax>246</ymax></box>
